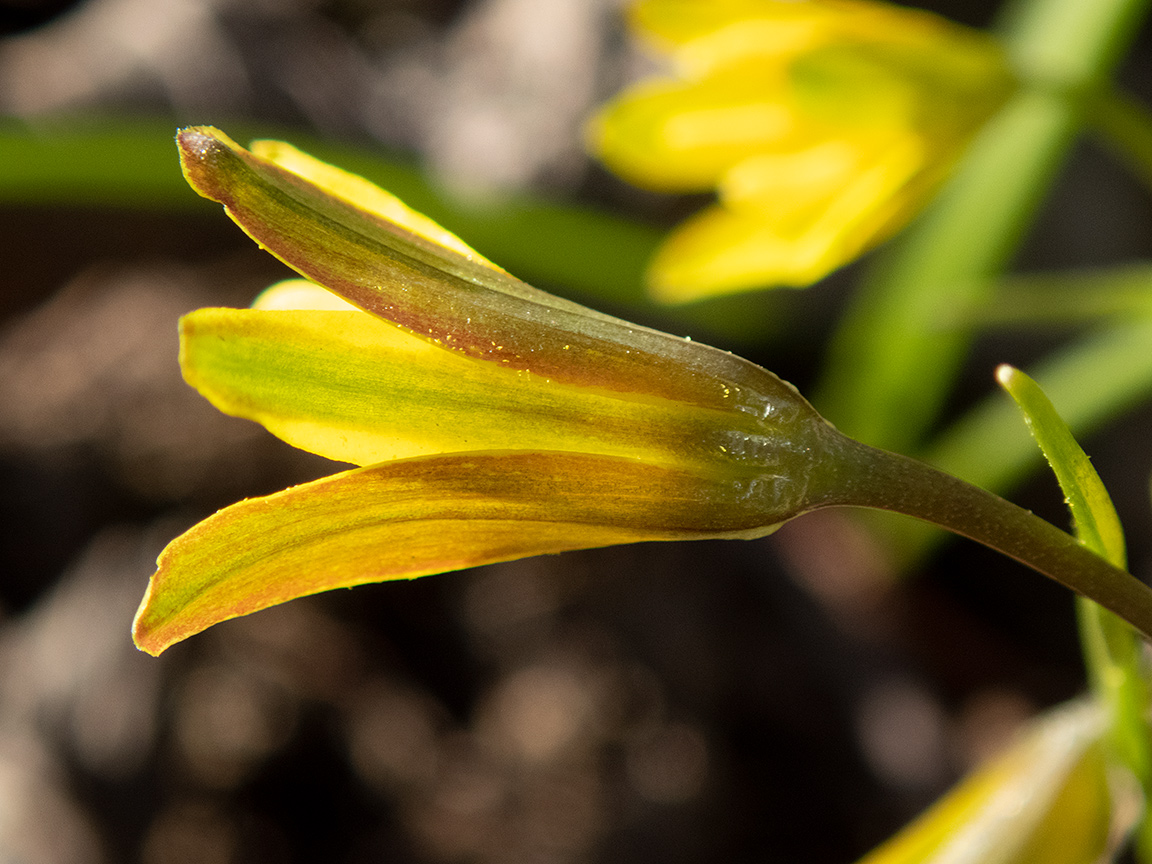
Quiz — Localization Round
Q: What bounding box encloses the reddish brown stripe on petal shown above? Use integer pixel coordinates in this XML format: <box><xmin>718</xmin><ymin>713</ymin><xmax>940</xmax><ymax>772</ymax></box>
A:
<box><xmin>175</xmin><ymin>126</ymin><xmax>818</xmax><ymax>427</ymax></box>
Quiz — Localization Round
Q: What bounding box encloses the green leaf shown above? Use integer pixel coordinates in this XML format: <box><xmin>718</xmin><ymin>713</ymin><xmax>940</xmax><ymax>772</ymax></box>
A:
<box><xmin>995</xmin><ymin>365</ymin><xmax>1125</xmax><ymax>565</ymax></box>
<box><xmin>961</xmin><ymin>264</ymin><xmax>1152</xmax><ymax>328</ymax></box>
<box><xmin>996</xmin><ymin>364</ymin><xmax>1151</xmax><ymax>852</ymax></box>
<box><xmin>884</xmin><ymin>316</ymin><xmax>1152</xmax><ymax>565</ymax></box>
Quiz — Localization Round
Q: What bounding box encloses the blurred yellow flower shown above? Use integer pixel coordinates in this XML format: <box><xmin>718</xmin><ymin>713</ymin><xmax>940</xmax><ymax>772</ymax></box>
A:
<box><xmin>588</xmin><ymin>0</ymin><xmax>1014</xmax><ymax>302</ymax></box>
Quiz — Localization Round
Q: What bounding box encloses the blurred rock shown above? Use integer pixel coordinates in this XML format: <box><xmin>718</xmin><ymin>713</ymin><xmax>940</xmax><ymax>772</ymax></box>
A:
<box><xmin>0</xmin><ymin>262</ymin><xmax>329</xmax><ymax>502</ymax></box>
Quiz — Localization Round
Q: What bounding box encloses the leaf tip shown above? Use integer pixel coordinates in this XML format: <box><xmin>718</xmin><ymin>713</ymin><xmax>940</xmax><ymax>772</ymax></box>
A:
<box><xmin>994</xmin><ymin>363</ymin><xmax>1018</xmax><ymax>387</ymax></box>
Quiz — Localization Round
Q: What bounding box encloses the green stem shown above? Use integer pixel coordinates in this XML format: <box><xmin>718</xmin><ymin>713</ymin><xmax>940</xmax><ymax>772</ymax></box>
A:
<box><xmin>997</xmin><ymin>0</ymin><xmax>1151</xmax><ymax>88</ymax></box>
<box><xmin>805</xmin><ymin>430</ymin><xmax>1152</xmax><ymax>642</ymax></box>
<box><xmin>1077</xmin><ymin>599</ymin><xmax>1150</xmax><ymax>774</ymax></box>
<box><xmin>816</xmin><ymin>88</ymin><xmax>1075</xmax><ymax>451</ymax></box>
<box><xmin>1080</xmin><ymin>596</ymin><xmax>1152</xmax><ymax>860</ymax></box>
<box><xmin>1079</xmin><ymin>600</ymin><xmax>1151</xmax><ymax>864</ymax></box>
<box><xmin>884</xmin><ymin>315</ymin><xmax>1152</xmax><ymax>566</ymax></box>
<box><xmin>1091</xmin><ymin>88</ymin><xmax>1152</xmax><ymax>191</ymax></box>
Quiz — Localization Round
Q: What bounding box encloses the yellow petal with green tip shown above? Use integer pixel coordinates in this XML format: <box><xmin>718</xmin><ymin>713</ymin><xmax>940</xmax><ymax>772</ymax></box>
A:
<box><xmin>180</xmin><ymin>306</ymin><xmax>792</xmax><ymax>472</ymax></box>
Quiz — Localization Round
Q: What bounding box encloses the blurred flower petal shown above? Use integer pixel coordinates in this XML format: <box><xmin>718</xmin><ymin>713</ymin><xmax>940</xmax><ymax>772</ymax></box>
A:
<box><xmin>856</xmin><ymin>702</ymin><xmax>1134</xmax><ymax>864</ymax></box>
<box><xmin>590</xmin><ymin>0</ymin><xmax>1013</xmax><ymax>300</ymax></box>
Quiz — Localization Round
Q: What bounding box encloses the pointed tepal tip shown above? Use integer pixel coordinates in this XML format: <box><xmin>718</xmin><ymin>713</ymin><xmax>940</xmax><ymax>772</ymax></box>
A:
<box><xmin>176</xmin><ymin>125</ymin><xmax>222</xmax><ymax>156</ymax></box>
<box><xmin>131</xmin><ymin>577</ymin><xmax>166</xmax><ymax>657</ymax></box>
<box><xmin>175</xmin><ymin>126</ymin><xmax>244</xmax><ymax>206</ymax></box>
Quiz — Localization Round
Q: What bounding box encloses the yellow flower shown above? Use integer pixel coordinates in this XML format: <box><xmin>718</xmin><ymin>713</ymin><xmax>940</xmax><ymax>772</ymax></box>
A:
<box><xmin>131</xmin><ymin>127</ymin><xmax>1152</xmax><ymax>656</ymax></box>
<box><xmin>132</xmin><ymin>126</ymin><xmax>832</xmax><ymax>655</ymax></box>
<box><xmin>588</xmin><ymin>0</ymin><xmax>1014</xmax><ymax>302</ymax></box>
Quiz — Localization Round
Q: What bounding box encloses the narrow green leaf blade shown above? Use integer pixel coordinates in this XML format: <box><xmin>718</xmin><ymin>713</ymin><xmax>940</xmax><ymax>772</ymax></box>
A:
<box><xmin>995</xmin><ymin>365</ymin><xmax>1125</xmax><ymax>565</ymax></box>
<box><xmin>997</xmin><ymin>364</ymin><xmax>1151</xmax><ymax>852</ymax></box>
<box><xmin>882</xmin><ymin>316</ymin><xmax>1152</xmax><ymax>566</ymax></box>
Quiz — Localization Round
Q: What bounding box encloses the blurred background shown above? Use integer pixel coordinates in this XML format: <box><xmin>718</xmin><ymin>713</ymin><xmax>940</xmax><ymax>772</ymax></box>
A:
<box><xmin>2</xmin><ymin>0</ymin><xmax>1152</xmax><ymax>861</ymax></box>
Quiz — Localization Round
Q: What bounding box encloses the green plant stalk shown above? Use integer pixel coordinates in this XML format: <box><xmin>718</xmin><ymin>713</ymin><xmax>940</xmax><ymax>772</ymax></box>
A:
<box><xmin>1077</xmin><ymin>600</ymin><xmax>1151</xmax><ymax>778</ymax></box>
<box><xmin>1078</xmin><ymin>602</ymin><xmax>1152</xmax><ymax>862</ymax></box>
<box><xmin>1092</xmin><ymin>88</ymin><xmax>1152</xmax><ymax>193</ymax></box>
<box><xmin>880</xmin><ymin>315</ymin><xmax>1152</xmax><ymax>565</ymax></box>
<box><xmin>960</xmin><ymin>264</ymin><xmax>1152</xmax><ymax>326</ymax></box>
<box><xmin>816</xmin><ymin>0</ymin><xmax>1151</xmax><ymax>453</ymax></box>
<box><xmin>816</xmin><ymin>88</ymin><xmax>1074</xmax><ymax>451</ymax></box>
<box><xmin>795</xmin><ymin>427</ymin><xmax>1152</xmax><ymax>642</ymax></box>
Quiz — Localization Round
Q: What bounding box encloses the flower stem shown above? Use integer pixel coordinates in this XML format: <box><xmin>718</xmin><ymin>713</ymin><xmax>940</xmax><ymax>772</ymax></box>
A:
<box><xmin>806</xmin><ymin>429</ymin><xmax>1152</xmax><ymax>641</ymax></box>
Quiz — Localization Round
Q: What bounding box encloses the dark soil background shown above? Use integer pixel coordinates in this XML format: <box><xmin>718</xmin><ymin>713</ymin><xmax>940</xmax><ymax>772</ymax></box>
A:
<box><xmin>1</xmin><ymin>1</ymin><xmax>1151</xmax><ymax>862</ymax></box>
